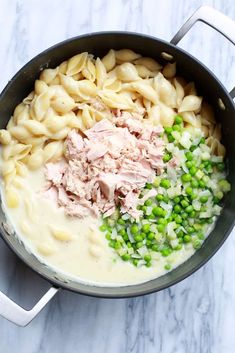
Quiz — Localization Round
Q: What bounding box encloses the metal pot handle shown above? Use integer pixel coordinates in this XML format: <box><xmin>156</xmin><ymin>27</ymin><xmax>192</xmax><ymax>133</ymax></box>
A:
<box><xmin>171</xmin><ymin>5</ymin><xmax>235</xmax><ymax>99</ymax></box>
<box><xmin>0</xmin><ymin>286</ymin><xmax>59</xmax><ymax>326</ymax></box>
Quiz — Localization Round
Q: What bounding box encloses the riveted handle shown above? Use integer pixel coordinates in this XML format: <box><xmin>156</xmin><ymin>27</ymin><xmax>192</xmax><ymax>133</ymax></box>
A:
<box><xmin>171</xmin><ymin>5</ymin><xmax>235</xmax><ymax>99</ymax></box>
<box><xmin>0</xmin><ymin>286</ymin><xmax>59</xmax><ymax>326</ymax></box>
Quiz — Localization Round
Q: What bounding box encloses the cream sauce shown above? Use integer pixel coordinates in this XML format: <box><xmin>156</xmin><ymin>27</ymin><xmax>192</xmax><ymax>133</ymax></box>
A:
<box><xmin>1</xmin><ymin>169</ymin><xmax>195</xmax><ymax>287</ymax></box>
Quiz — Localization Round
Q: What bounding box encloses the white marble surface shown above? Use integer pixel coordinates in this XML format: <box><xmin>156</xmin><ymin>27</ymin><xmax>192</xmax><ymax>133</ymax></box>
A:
<box><xmin>0</xmin><ymin>0</ymin><xmax>235</xmax><ymax>352</ymax></box>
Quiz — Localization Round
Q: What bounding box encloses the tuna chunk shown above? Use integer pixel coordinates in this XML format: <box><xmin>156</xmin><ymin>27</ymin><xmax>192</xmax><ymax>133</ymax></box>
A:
<box><xmin>45</xmin><ymin>113</ymin><xmax>165</xmax><ymax>219</ymax></box>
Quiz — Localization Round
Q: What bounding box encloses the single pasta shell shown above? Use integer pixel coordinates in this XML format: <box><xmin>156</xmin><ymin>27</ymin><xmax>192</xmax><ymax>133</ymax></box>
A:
<box><xmin>89</xmin><ymin>244</ymin><xmax>103</xmax><ymax>258</ymax></box>
<box><xmin>37</xmin><ymin>243</ymin><xmax>56</xmax><ymax>256</ymax></box>
<box><xmin>1</xmin><ymin>160</ymin><xmax>15</xmax><ymax>176</ymax></box>
<box><xmin>9</xmin><ymin>125</ymin><xmax>32</xmax><ymax>141</ymax></box>
<box><xmin>116</xmin><ymin>63</ymin><xmax>139</xmax><ymax>82</ymax></box>
<box><xmin>0</xmin><ymin>129</ymin><xmax>11</xmax><ymax>145</ymax></box>
<box><xmin>27</xmin><ymin>151</ymin><xmax>44</xmax><ymax>170</ymax></box>
<box><xmin>51</xmin><ymin>228</ymin><xmax>72</xmax><ymax>241</ymax></box>
<box><xmin>21</xmin><ymin>120</ymin><xmax>49</xmax><ymax>136</ymax></box>
<box><xmin>5</xmin><ymin>188</ymin><xmax>19</xmax><ymax>208</ymax></box>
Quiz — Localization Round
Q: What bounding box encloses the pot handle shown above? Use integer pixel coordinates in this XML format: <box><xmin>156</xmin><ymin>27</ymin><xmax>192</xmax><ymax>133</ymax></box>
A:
<box><xmin>171</xmin><ymin>5</ymin><xmax>235</xmax><ymax>99</ymax></box>
<box><xmin>0</xmin><ymin>286</ymin><xmax>59</xmax><ymax>326</ymax></box>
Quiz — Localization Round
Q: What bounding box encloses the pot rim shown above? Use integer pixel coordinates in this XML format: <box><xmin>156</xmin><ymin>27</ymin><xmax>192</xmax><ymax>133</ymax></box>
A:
<box><xmin>0</xmin><ymin>30</ymin><xmax>234</xmax><ymax>298</ymax></box>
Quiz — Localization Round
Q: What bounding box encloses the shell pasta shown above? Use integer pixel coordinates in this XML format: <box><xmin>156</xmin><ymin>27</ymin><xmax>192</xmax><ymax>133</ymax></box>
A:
<box><xmin>0</xmin><ymin>49</ymin><xmax>226</xmax><ymax>190</ymax></box>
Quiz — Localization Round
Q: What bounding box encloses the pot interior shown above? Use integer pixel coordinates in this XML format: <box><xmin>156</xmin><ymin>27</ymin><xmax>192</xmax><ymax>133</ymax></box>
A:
<box><xmin>0</xmin><ymin>32</ymin><xmax>234</xmax><ymax>297</ymax></box>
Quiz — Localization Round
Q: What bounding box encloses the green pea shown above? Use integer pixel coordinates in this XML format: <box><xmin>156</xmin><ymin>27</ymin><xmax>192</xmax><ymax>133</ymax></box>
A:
<box><xmin>152</xmin><ymin>244</ymin><xmax>159</xmax><ymax>252</ymax></box>
<box><xmin>147</xmin><ymin>232</ymin><xmax>155</xmax><ymax>240</ymax></box>
<box><xmin>136</xmin><ymin>241</ymin><xmax>143</xmax><ymax>249</ymax></box>
<box><xmin>145</xmin><ymin>262</ymin><xmax>152</xmax><ymax>267</ymax></box>
<box><xmin>191</xmin><ymin>179</ymin><xmax>199</xmax><ymax>188</ymax></box>
<box><xmin>175</xmin><ymin>244</ymin><xmax>183</xmax><ymax>250</ymax></box>
<box><xmin>163</xmin><ymin>195</ymin><xmax>169</xmax><ymax>203</ymax></box>
<box><xmin>114</xmin><ymin>242</ymin><xmax>121</xmax><ymax>250</ymax></box>
<box><xmin>168</xmin><ymin>134</ymin><xmax>175</xmax><ymax>142</ymax></box>
<box><xmin>189</xmin><ymin>166</ymin><xmax>197</xmax><ymax>176</ymax></box>
<box><xmin>144</xmin><ymin>199</ymin><xmax>153</xmax><ymax>206</ymax></box>
<box><xmin>127</xmin><ymin>242</ymin><xmax>132</xmax><ymax>248</ymax></box>
<box><xmin>185</xmin><ymin>205</ymin><xmax>193</xmax><ymax>213</ymax></box>
<box><xmin>164</xmin><ymin>264</ymin><xmax>171</xmax><ymax>270</ymax></box>
<box><xmin>173</xmin><ymin>196</ymin><xmax>181</xmax><ymax>204</ymax></box>
<box><xmin>197</xmin><ymin>232</ymin><xmax>205</xmax><ymax>240</ymax></box>
<box><xmin>160</xmin><ymin>179</ymin><xmax>171</xmax><ymax>189</ymax></box>
<box><xmin>142</xmin><ymin>205</ymin><xmax>147</xmax><ymax>213</ymax></box>
<box><xmin>181</xmin><ymin>173</ymin><xmax>192</xmax><ymax>182</ymax></box>
<box><xmin>183</xmin><ymin>235</ymin><xmax>191</xmax><ymax>243</ymax></box>
<box><xmin>152</xmin><ymin>206</ymin><xmax>164</xmax><ymax>217</ymax></box>
<box><xmin>165</xmin><ymin>127</ymin><xmax>173</xmax><ymax>134</ymax></box>
<box><xmin>117</xmin><ymin>218</ymin><xmax>125</xmax><ymax>225</ymax></box>
<box><xmin>119</xmin><ymin>229</ymin><xmax>126</xmax><ymax>236</ymax></box>
<box><xmin>200</xmin><ymin>163</ymin><xmax>205</xmax><ymax>169</ymax></box>
<box><xmin>182</xmin><ymin>220</ymin><xmax>188</xmax><ymax>227</ymax></box>
<box><xmin>99</xmin><ymin>224</ymin><xmax>108</xmax><ymax>232</ymax></box>
<box><xmin>121</xmin><ymin>254</ymin><xmax>131</xmax><ymax>261</ymax></box>
<box><xmin>190</xmin><ymin>193</ymin><xmax>197</xmax><ymax>200</ymax></box>
<box><xmin>181</xmin><ymin>199</ymin><xmax>189</xmax><ymax>208</ymax></box>
<box><xmin>145</xmin><ymin>183</ymin><xmax>153</xmax><ymax>189</ymax></box>
<box><xmin>163</xmin><ymin>153</ymin><xmax>172</xmax><ymax>162</ymax></box>
<box><xmin>109</xmin><ymin>240</ymin><xmax>116</xmax><ymax>248</ymax></box>
<box><xmin>189</xmin><ymin>210</ymin><xmax>196</xmax><ymax>218</ymax></box>
<box><xmin>174</xmin><ymin>204</ymin><xmax>182</xmax><ymax>213</ymax></box>
<box><xmin>157</xmin><ymin>224</ymin><xmax>165</xmax><ymax>232</ymax></box>
<box><xmin>185</xmin><ymin>187</ymin><xmax>193</xmax><ymax>196</ymax></box>
<box><xmin>157</xmin><ymin>217</ymin><xmax>167</xmax><ymax>225</ymax></box>
<box><xmin>193</xmin><ymin>239</ymin><xmax>202</xmax><ymax>249</ymax></box>
<box><xmin>146</xmin><ymin>214</ymin><xmax>155</xmax><ymax>220</ymax></box>
<box><xmin>181</xmin><ymin>212</ymin><xmax>188</xmax><ymax>219</ymax></box>
<box><xmin>142</xmin><ymin>224</ymin><xmax>150</xmax><ymax>233</ymax></box>
<box><xmin>131</xmin><ymin>224</ymin><xmax>139</xmax><ymax>234</ymax></box>
<box><xmin>161</xmin><ymin>248</ymin><xmax>171</xmax><ymax>257</ymax></box>
<box><xmin>123</xmin><ymin>234</ymin><xmax>129</xmax><ymax>242</ymax></box>
<box><xmin>185</xmin><ymin>151</ymin><xmax>193</xmax><ymax>161</ymax></box>
<box><xmin>172</xmin><ymin>124</ymin><xmax>181</xmax><ymax>131</ymax></box>
<box><xmin>198</xmin><ymin>180</ymin><xmax>205</xmax><ymax>188</ymax></box>
<box><xmin>200</xmin><ymin>196</ymin><xmax>208</xmax><ymax>203</ymax></box>
<box><xmin>134</xmin><ymin>235</ymin><xmax>143</xmax><ymax>242</ymax></box>
<box><xmin>133</xmin><ymin>259</ymin><xmax>139</xmax><ymax>267</ymax></box>
<box><xmin>186</xmin><ymin>226</ymin><xmax>194</xmax><ymax>234</ymax></box>
<box><xmin>146</xmin><ymin>240</ymin><xmax>152</xmax><ymax>247</ymax></box>
<box><xmin>105</xmin><ymin>233</ymin><xmax>111</xmax><ymax>240</ymax></box>
<box><xmin>144</xmin><ymin>254</ymin><xmax>152</xmax><ymax>262</ymax></box>
<box><xmin>186</xmin><ymin>161</ymin><xmax>193</xmax><ymax>169</ymax></box>
<box><xmin>175</xmin><ymin>215</ymin><xmax>182</xmax><ymax>224</ymax></box>
<box><xmin>156</xmin><ymin>194</ymin><xmax>164</xmax><ymax>202</ymax></box>
<box><xmin>177</xmin><ymin>230</ymin><xmax>184</xmax><ymax>238</ymax></box>
<box><xmin>175</xmin><ymin>115</ymin><xmax>183</xmax><ymax>124</ymax></box>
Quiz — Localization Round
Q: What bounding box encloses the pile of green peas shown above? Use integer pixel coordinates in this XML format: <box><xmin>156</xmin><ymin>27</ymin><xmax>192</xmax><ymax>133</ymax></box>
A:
<box><xmin>99</xmin><ymin>115</ymin><xmax>231</xmax><ymax>269</ymax></box>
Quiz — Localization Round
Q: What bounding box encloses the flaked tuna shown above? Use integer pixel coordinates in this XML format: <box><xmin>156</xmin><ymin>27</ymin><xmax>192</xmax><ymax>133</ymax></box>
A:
<box><xmin>45</xmin><ymin>113</ymin><xmax>165</xmax><ymax>219</ymax></box>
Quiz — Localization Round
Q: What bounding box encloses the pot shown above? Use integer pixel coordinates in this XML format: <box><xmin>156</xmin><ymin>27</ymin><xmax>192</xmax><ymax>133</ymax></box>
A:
<box><xmin>0</xmin><ymin>6</ymin><xmax>234</xmax><ymax>326</ymax></box>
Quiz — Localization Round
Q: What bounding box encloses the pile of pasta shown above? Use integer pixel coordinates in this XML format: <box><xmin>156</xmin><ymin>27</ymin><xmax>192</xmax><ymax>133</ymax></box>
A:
<box><xmin>0</xmin><ymin>49</ymin><xmax>225</xmax><ymax>206</ymax></box>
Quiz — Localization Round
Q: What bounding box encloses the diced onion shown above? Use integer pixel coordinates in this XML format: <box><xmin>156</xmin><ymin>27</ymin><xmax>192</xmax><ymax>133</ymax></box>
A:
<box><xmin>137</xmin><ymin>246</ymin><xmax>148</xmax><ymax>256</ymax></box>
<box><xmin>179</xmin><ymin>131</ymin><xmax>192</xmax><ymax>149</ymax></box>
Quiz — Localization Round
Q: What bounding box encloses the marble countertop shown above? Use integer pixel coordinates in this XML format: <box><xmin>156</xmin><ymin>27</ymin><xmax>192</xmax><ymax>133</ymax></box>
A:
<box><xmin>0</xmin><ymin>0</ymin><xmax>235</xmax><ymax>352</ymax></box>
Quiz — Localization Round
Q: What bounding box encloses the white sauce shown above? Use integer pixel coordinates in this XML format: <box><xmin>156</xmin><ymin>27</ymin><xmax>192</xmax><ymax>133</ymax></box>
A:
<box><xmin>1</xmin><ymin>169</ymin><xmax>195</xmax><ymax>287</ymax></box>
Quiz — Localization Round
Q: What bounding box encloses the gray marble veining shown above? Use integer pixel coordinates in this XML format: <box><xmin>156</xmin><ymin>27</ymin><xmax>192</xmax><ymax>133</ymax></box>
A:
<box><xmin>0</xmin><ymin>0</ymin><xmax>235</xmax><ymax>352</ymax></box>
